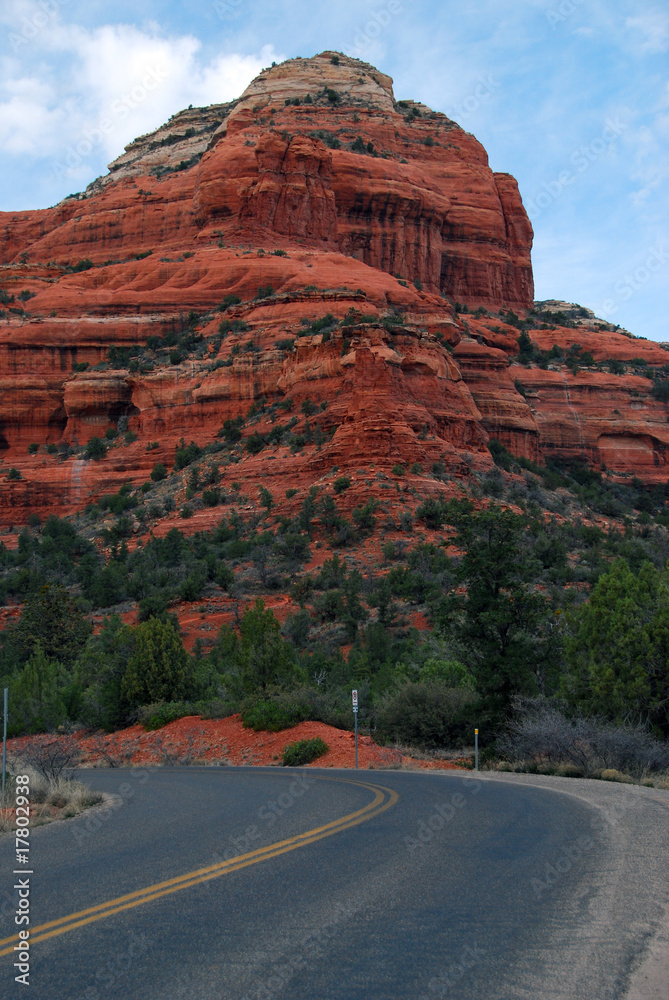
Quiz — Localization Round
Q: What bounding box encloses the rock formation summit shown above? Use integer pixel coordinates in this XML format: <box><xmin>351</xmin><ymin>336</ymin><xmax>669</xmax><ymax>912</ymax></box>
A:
<box><xmin>0</xmin><ymin>51</ymin><xmax>667</xmax><ymax>526</ymax></box>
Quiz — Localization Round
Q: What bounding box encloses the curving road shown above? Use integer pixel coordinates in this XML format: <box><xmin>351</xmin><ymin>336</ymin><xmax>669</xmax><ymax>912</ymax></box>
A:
<box><xmin>1</xmin><ymin>767</ymin><xmax>668</xmax><ymax>1000</ymax></box>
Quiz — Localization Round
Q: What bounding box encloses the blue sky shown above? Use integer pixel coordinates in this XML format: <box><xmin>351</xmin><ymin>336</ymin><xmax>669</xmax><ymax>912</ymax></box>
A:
<box><xmin>1</xmin><ymin>0</ymin><xmax>667</xmax><ymax>340</ymax></box>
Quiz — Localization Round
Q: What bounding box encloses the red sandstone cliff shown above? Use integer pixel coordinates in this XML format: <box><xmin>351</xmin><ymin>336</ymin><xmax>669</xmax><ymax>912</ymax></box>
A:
<box><xmin>0</xmin><ymin>52</ymin><xmax>666</xmax><ymax>526</ymax></box>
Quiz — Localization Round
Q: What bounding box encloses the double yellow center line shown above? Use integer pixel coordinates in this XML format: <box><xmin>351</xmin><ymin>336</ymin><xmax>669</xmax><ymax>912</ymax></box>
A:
<box><xmin>0</xmin><ymin>777</ymin><xmax>398</xmax><ymax>955</ymax></box>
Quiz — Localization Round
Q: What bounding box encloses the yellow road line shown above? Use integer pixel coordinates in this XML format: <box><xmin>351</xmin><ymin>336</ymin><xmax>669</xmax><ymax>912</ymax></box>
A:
<box><xmin>0</xmin><ymin>777</ymin><xmax>398</xmax><ymax>955</ymax></box>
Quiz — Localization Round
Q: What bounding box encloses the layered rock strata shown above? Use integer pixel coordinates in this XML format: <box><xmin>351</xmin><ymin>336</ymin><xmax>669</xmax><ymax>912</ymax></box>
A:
<box><xmin>0</xmin><ymin>52</ymin><xmax>665</xmax><ymax>525</ymax></box>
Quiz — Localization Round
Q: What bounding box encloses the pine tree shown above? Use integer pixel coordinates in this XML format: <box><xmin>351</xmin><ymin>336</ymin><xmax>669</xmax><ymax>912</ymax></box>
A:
<box><xmin>563</xmin><ymin>559</ymin><xmax>669</xmax><ymax>735</ymax></box>
<box><xmin>121</xmin><ymin>618</ymin><xmax>194</xmax><ymax>706</ymax></box>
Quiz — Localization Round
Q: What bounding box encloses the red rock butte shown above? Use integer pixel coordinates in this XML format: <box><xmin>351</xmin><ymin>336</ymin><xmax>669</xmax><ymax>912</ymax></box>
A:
<box><xmin>0</xmin><ymin>51</ymin><xmax>667</xmax><ymax>526</ymax></box>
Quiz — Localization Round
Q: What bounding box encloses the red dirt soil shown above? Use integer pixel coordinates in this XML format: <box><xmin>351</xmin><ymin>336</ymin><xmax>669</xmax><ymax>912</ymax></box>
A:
<box><xmin>8</xmin><ymin>715</ymin><xmax>466</xmax><ymax>771</ymax></box>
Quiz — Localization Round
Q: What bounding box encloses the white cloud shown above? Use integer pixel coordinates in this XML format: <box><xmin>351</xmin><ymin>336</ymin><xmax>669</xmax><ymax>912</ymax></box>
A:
<box><xmin>0</xmin><ymin>76</ymin><xmax>66</xmax><ymax>155</ymax></box>
<box><xmin>624</xmin><ymin>8</ymin><xmax>669</xmax><ymax>54</ymax></box>
<box><xmin>0</xmin><ymin>18</ymin><xmax>282</xmax><ymax>181</ymax></box>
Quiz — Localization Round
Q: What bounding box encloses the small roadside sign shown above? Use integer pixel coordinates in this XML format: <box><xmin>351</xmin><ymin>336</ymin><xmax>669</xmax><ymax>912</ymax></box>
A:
<box><xmin>352</xmin><ymin>690</ymin><xmax>359</xmax><ymax>769</ymax></box>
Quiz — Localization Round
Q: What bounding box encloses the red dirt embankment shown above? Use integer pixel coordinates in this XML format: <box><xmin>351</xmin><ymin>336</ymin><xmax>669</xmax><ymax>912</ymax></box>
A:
<box><xmin>8</xmin><ymin>714</ymin><xmax>466</xmax><ymax>771</ymax></box>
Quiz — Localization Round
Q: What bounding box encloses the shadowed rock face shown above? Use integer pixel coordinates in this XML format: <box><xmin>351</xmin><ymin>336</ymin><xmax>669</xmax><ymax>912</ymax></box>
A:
<box><xmin>0</xmin><ymin>53</ymin><xmax>665</xmax><ymax>525</ymax></box>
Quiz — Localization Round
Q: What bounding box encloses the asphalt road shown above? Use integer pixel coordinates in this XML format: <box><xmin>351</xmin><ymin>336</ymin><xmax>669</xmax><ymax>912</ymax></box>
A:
<box><xmin>1</xmin><ymin>766</ymin><xmax>668</xmax><ymax>1000</ymax></box>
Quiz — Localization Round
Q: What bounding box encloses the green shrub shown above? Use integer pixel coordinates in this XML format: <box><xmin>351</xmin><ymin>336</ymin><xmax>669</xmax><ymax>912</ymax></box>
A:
<box><xmin>301</xmin><ymin>398</ymin><xmax>318</xmax><ymax>416</ymax></box>
<box><xmin>84</xmin><ymin>437</ymin><xmax>107</xmax><ymax>461</ymax></box>
<box><xmin>7</xmin><ymin>467</ymin><xmax>21</xmax><ymax>481</ymax></box>
<box><xmin>333</xmin><ymin>475</ymin><xmax>351</xmax><ymax>494</ymax></box>
<box><xmin>180</xmin><ymin>571</ymin><xmax>205</xmax><ymax>601</ymax></box>
<box><xmin>259</xmin><ymin>486</ymin><xmax>274</xmax><ymax>510</ymax></box>
<box><xmin>151</xmin><ymin>463</ymin><xmax>167</xmax><ymax>482</ymax></box>
<box><xmin>202</xmin><ymin>488</ymin><xmax>220</xmax><ymax>507</ymax></box>
<box><xmin>138</xmin><ymin>701</ymin><xmax>193</xmax><ymax>731</ymax></box>
<box><xmin>27</xmin><ymin>443</ymin><xmax>39</xmax><ymax>455</ymax></box>
<box><xmin>245</xmin><ymin>432</ymin><xmax>266</xmax><ymax>455</ymax></box>
<box><xmin>282</xmin><ymin>737</ymin><xmax>329</xmax><ymax>766</ymax></box>
<box><xmin>416</xmin><ymin>497</ymin><xmax>447</xmax><ymax>530</ymax></box>
<box><xmin>218</xmin><ymin>319</ymin><xmax>249</xmax><ymax>335</ymax></box>
<box><xmin>352</xmin><ymin>499</ymin><xmax>378</xmax><ymax>534</ymax></box>
<box><xmin>174</xmin><ymin>439</ymin><xmax>203</xmax><ymax>470</ymax></box>
<box><xmin>107</xmin><ymin>346</ymin><xmax>133</xmax><ymax>368</ymax></box>
<box><xmin>651</xmin><ymin>380</ymin><xmax>669</xmax><ymax>402</ymax></box>
<box><xmin>220</xmin><ymin>418</ymin><xmax>243</xmax><ymax>444</ymax></box>
<box><xmin>218</xmin><ymin>294</ymin><xmax>242</xmax><ymax>311</ymax></box>
<box><xmin>376</xmin><ymin>682</ymin><xmax>478</xmax><ymax>749</ymax></box>
<box><xmin>241</xmin><ymin>695</ymin><xmax>311</xmax><ymax>732</ymax></box>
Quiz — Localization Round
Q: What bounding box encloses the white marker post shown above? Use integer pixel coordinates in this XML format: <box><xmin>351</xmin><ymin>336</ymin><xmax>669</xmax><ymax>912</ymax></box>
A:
<box><xmin>475</xmin><ymin>728</ymin><xmax>479</xmax><ymax>772</ymax></box>
<box><xmin>352</xmin><ymin>689</ymin><xmax>358</xmax><ymax>769</ymax></box>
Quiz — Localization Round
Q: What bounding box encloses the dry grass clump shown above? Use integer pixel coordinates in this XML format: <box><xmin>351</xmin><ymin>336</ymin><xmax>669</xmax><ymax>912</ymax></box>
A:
<box><xmin>640</xmin><ymin>772</ymin><xmax>669</xmax><ymax>790</ymax></box>
<box><xmin>597</xmin><ymin>768</ymin><xmax>635</xmax><ymax>784</ymax></box>
<box><xmin>0</xmin><ymin>760</ymin><xmax>103</xmax><ymax>833</ymax></box>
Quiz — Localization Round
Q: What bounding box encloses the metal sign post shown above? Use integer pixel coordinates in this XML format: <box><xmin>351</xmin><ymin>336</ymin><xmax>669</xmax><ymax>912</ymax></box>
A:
<box><xmin>2</xmin><ymin>688</ymin><xmax>7</xmax><ymax>800</ymax></box>
<box><xmin>474</xmin><ymin>728</ymin><xmax>479</xmax><ymax>772</ymax></box>
<box><xmin>352</xmin><ymin>690</ymin><xmax>358</xmax><ymax>770</ymax></box>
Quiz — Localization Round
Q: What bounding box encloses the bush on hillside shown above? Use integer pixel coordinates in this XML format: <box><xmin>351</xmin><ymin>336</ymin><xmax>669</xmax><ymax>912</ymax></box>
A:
<box><xmin>376</xmin><ymin>681</ymin><xmax>479</xmax><ymax>749</ymax></box>
<box><xmin>137</xmin><ymin>701</ymin><xmax>195</xmax><ymax>731</ymax></box>
<box><xmin>240</xmin><ymin>690</ymin><xmax>312</xmax><ymax>732</ymax></box>
<box><xmin>282</xmin><ymin>737</ymin><xmax>328</xmax><ymax>766</ymax></box>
